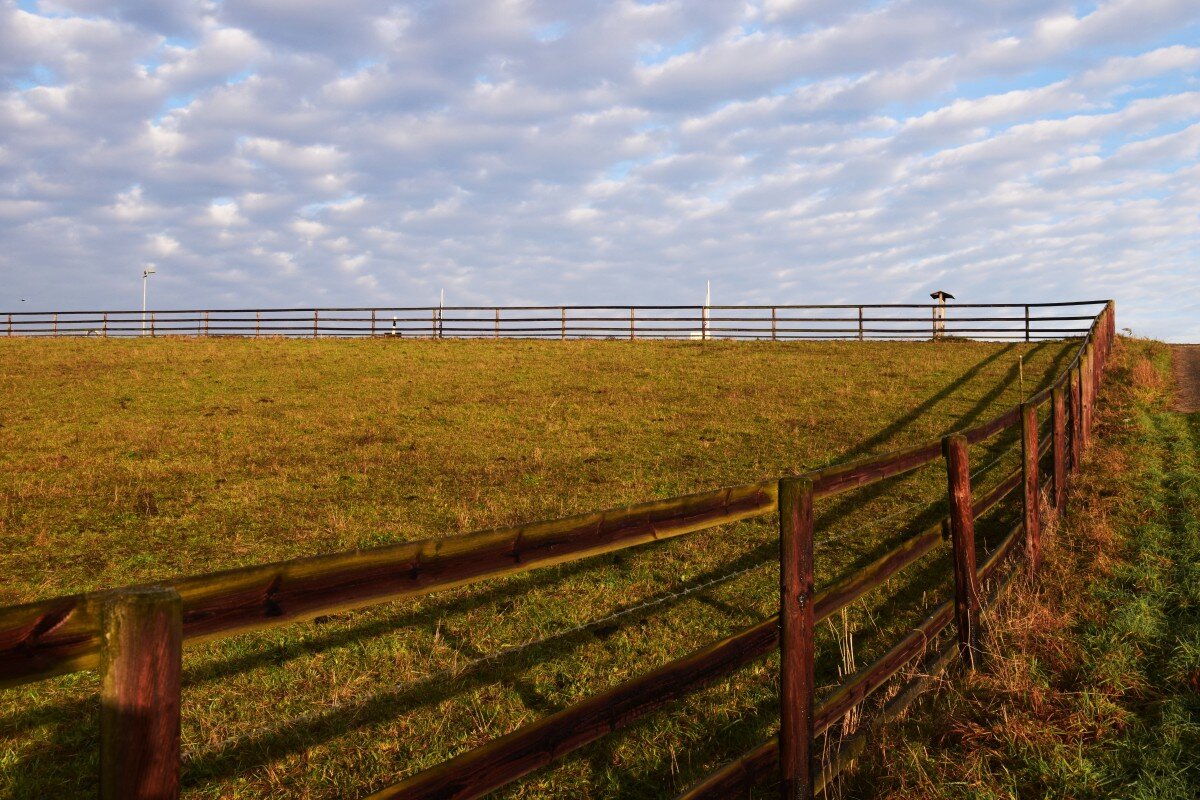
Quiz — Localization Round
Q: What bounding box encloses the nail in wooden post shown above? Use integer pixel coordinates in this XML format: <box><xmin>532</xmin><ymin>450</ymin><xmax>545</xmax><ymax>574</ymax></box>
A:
<box><xmin>1052</xmin><ymin>386</ymin><xmax>1067</xmax><ymax>510</ymax></box>
<box><xmin>100</xmin><ymin>587</ymin><xmax>183</xmax><ymax>800</ymax></box>
<box><xmin>1020</xmin><ymin>403</ymin><xmax>1041</xmax><ymax>573</ymax></box>
<box><xmin>943</xmin><ymin>435</ymin><xmax>980</xmax><ymax>668</ymax></box>
<box><xmin>779</xmin><ymin>477</ymin><xmax>815</xmax><ymax>800</ymax></box>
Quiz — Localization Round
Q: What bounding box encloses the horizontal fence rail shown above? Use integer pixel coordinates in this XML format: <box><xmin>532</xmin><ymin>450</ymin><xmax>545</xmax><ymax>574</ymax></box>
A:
<box><xmin>0</xmin><ymin>300</ymin><xmax>1116</xmax><ymax>800</ymax></box>
<box><xmin>0</xmin><ymin>301</ymin><xmax>1109</xmax><ymax>342</ymax></box>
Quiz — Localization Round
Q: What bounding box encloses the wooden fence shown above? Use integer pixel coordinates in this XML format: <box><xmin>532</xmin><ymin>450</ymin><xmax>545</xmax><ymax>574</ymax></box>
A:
<box><xmin>0</xmin><ymin>301</ymin><xmax>1108</xmax><ymax>341</ymax></box>
<box><xmin>0</xmin><ymin>301</ymin><xmax>1116</xmax><ymax>799</ymax></box>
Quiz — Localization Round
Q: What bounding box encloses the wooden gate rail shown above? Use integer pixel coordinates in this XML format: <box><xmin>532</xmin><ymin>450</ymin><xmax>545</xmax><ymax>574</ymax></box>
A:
<box><xmin>0</xmin><ymin>302</ymin><xmax>1114</xmax><ymax>800</ymax></box>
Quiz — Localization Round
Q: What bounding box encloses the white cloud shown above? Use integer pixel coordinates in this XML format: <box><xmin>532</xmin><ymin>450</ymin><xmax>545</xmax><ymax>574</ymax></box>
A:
<box><xmin>1</xmin><ymin>0</ymin><xmax>1199</xmax><ymax>339</ymax></box>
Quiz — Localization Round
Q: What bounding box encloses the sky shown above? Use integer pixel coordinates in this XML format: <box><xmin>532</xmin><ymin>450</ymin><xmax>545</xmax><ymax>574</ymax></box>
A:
<box><xmin>1</xmin><ymin>0</ymin><xmax>1199</xmax><ymax>340</ymax></box>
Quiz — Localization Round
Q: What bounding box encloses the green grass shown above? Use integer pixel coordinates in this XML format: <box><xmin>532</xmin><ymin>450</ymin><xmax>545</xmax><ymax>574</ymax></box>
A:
<box><xmin>852</xmin><ymin>338</ymin><xmax>1200</xmax><ymax>799</ymax></box>
<box><xmin>0</xmin><ymin>336</ymin><xmax>1077</xmax><ymax>799</ymax></box>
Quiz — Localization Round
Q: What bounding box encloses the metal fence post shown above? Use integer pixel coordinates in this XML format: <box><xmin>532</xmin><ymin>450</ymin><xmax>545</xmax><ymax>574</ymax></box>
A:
<box><xmin>779</xmin><ymin>477</ymin><xmax>815</xmax><ymax>800</ymax></box>
<box><xmin>943</xmin><ymin>434</ymin><xmax>980</xmax><ymax>668</ymax></box>
<box><xmin>100</xmin><ymin>587</ymin><xmax>183</xmax><ymax>800</ymax></box>
<box><xmin>1020</xmin><ymin>403</ymin><xmax>1041</xmax><ymax>573</ymax></box>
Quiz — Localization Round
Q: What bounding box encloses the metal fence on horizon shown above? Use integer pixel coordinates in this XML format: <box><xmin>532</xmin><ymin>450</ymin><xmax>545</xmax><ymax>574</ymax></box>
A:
<box><xmin>2</xmin><ymin>300</ymin><xmax>1108</xmax><ymax>342</ymax></box>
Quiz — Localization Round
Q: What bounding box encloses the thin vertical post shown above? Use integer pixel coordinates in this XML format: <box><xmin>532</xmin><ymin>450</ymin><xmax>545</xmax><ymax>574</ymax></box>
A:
<box><xmin>100</xmin><ymin>587</ymin><xmax>183</xmax><ymax>800</ymax></box>
<box><xmin>203</xmin><ymin>310</ymin><xmax>209</xmax><ymax>337</ymax></box>
<box><xmin>255</xmin><ymin>311</ymin><xmax>261</xmax><ymax>338</ymax></box>
<box><xmin>943</xmin><ymin>435</ymin><xmax>980</xmax><ymax>668</ymax></box>
<box><xmin>495</xmin><ymin>308</ymin><xmax>500</xmax><ymax>339</ymax></box>
<box><xmin>53</xmin><ymin>313</ymin><xmax>58</xmax><ymax>337</ymax></box>
<box><xmin>5</xmin><ymin>313</ymin><xmax>10</xmax><ymax>336</ymax></box>
<box><xmin>1024</xmin><ymin>305</ymin><xmax>1031</xmax><ymax>343</ymax></box>
<box><xmin>779</xmin><ymin>477</ymin><xmax>815</xmax><ymax>800</ymax></box>
<box><xmin>151</xmin><ymin>312</ymin><xmax>156</xmax><ymax>338</ymax></box>
<box><xmin>630</xmin><ymin>307</ymin><xmax>636</xmax><ymax>341</ymax></box>
<box><xmin>1081</xmin><ymin>346</ymin><xmax>1092</xmax><ymax>449</ymax></box>
<box><xmin>313</xmin><ymin>310</ymin><xmax>318</xmax><ymax>339</ymax></box>
<box><xmin>931</xmin><ymin>306</ymin><xmax>937</xmax><ymax>339</ymax></box>
<box><xmin>1069</xmin><ymin>367</ymin><xmax>1082</xmax><ymax>470</ymax></box>
<box><xmin>1052</xmin><ymin>386</ymin><xmax>1067</xmax><ymax>510</ymax></box>
<box><xmin>561</xmin><ymin>307</ymin><xmax>566</xmax><ymax>340</ymax></box>
<box><xmin>103</xmin><ymin>312</ymin><xmax>108</xmax><ymax>337</ymax></box>
<box><xmin>1021</xmin><ymin>403</ymin><xmax>1041</xmax><ymax>573</ymax></box>
<box><xmin>858</xmin><ymin>306</ymin><xmax>864</xmax><ymax>341</ymax></box>
<box><xmin>431</xmin><ymin>309</ymin><xmax>437</xmax><ymax>338</ymax></box>
<box><xmin>702</xmin><ymin>306</ymin><xmax>709</xmax><ymax>341</ymax></box>
<box><xmin>371</xmin><ymin>309</ymin><xmax>376</xmax><ymax>337</ymax></box>
<box><xmin>771</xmin><ymin>307</ymin><xmax>777</xmax><ymax>342</ymax></box>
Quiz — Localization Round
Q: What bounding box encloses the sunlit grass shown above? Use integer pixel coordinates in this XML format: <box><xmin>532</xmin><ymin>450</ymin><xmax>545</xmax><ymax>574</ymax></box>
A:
<box><xmin>0</xmin><ymin>336</ymin><xmax>1076</xmax><ymax>798</ymax></box>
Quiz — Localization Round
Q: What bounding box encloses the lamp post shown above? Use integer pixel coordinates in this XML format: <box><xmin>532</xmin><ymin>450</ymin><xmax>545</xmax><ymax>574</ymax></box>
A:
<box><xmin>142</xmin><ymin>267</ymin><xmax>156</xmax><ymax>336</ymax></box>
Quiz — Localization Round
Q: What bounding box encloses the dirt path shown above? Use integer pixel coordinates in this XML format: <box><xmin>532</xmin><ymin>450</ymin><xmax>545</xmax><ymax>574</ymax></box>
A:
<box><xmin>1172</xmin><ymin>345</ymin><xmax>1200</xmax><ymax>412</ymax></box>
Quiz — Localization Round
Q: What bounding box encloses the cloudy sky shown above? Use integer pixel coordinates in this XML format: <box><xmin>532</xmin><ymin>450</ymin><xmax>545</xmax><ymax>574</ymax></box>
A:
<box><xmin>2</xmin><ymin>1</ymin><xmax>1199</xmax><ymax>339</ymax></box>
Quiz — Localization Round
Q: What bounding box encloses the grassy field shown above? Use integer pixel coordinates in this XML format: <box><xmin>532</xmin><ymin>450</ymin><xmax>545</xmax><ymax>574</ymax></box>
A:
<box><xmin>852</xmin><ymin>338</ymin><xmax>1200</xmax><ymax>798</ymax></box>
<box><xmin>0</xmin><ymin>336</ymin><xmax>1078</xmax><ymax>798</ymax></box>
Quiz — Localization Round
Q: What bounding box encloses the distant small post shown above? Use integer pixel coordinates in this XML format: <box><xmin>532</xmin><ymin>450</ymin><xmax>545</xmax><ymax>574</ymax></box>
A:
<box><xmin>858</xmin><ymin>306</ymin><xmax>864</xmax><ymax>341</ymax></box>
<box><xmin>929</xmin><ymin>291</ymin><xmax>954</xmax><ymax>340</ymax></box>
<box><xmin>779</xmin><ymin>477</ymin><xmax>815</xmax><ymax>800</ymax></box>
<box><xmin>943</xmin><ymin>434</ymin><xmax>980</xmax><ymax>668</ymax></box>
<box><xmin>630</xmin><ymin>307</ymin><xmax>636</xmax><ymax>341</ymax></box>
<box><xmin>100</xmin><ymin>587</ymin><xmax>183</xmax><ymax>800</ymax></box>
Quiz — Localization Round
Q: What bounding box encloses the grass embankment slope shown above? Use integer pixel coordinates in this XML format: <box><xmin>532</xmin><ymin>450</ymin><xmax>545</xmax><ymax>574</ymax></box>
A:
<box><xmin>0</xmin><ymin>337</ymin><xmax>1073</xmax><ymax>799</ymax></box>
<box><xmin>854</xmin><ymin>338</ymin><xmax>1200</xmax><ymax>799</ymax></box>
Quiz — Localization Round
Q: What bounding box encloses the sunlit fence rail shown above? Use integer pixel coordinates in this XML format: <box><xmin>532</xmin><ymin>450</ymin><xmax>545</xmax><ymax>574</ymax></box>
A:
<box><xmin>1</xmin><ymin>301</ymin><xmax>1108</xmax><ymax>341</ymax></box>
<box><xmin>0</xmin><ymin>301</ymin><xmax>1116</xmax><ymax>800</ymax></box>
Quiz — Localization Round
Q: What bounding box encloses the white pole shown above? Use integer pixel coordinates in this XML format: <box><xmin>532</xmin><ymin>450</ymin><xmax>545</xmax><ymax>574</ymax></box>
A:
<box><xmin>141</xmin><ymin>267</ymin><xmax>155</xmax><ymax>335</ymax></box>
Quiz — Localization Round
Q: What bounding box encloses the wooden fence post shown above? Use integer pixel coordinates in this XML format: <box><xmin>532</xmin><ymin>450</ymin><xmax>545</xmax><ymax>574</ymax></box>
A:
<box><xmin>431</xmin><ymin>309</ymin><xmax>437</xmax><ymax>339</ymax></box>
<box><xmin>103</xmin><ymin>312</ymin><xmax>108</xmax><ymax>337</ymax></box>
<box><xmin>100</xmin><ymin>587</ymin><xmax>182</xmax><ymax>800</ymax></box>
<box><xmin>779</xmin><ymin>477</ymin><xmax>815</xmax><ymax>800</ymax></box>
<box><xmin>151</xmin><ymin>312</ymin><xmax>156</xmax><ymax>338</ymax></box>
<box><xmin>255</xmin><ymin>311</ymin><xmax>261</xmax><ymax>338</ymax></box>
<box><xmin>313</xmin><ymin>310</ymin><xmax>318</xmax><ymax>339</ymax></box>
<box><xmin>371</xmin><ymin>309</ymin><xmax>376</xmax><ymax>337</ymax></box>
<box><xmin>1052</xmin><ymin>386</ymin><xmax>1066</xmax><ymax>510</ymax></box>
<box><xmin>1024</xmin><ymin>305</ymin><xmax>1031</xmax><ymax>343</ymax></box>
<box><xmin>630</xmin><ymin>308</ymin><xmax>636</xmax><ymax>341</ymax></box>
<box><xmin>203</xmin><ymin>310</ymin><xmax>209</xmax><ymax>337</ymax></box>
<box><xmin>931</xmin><ymin>306</ymin><xmax>937</xmax><ymax>339</ymax></box>
<box><xmin>561</xmin><ymin>307</ymin><xmax>566</xmax><ymax>340</ymax></box>
<box><xmin>858</xmin><ymin>306</ymin><xmax>864</xmax><ymax>341</ymax></box>
<box><xmin>943</xmin><ymin>435</ymin><xmax>980</xmax><ymax>668</ymax></box>
<box><xmin>702</xmin><ymin>306</ymin><xmax>709</xmax><ymax>341</ymax></box>
<box><xmin>495</xmin><ymin>308</ymin><xmax>500</xmax><ymax>339</ymax></box>
<box><xmin>1021</xmin><ymin>403</ymin><xmax>1041</xmax><ymax>573</ymax></box>
<box><xmin>5</xmin><ymin>313</ymin><xmax>10</xmax><ymax>336</ymax></box>
<box><xmin>771</xmin><ymin>307</ymin><xmax>777</xmax><ymax>342</ymax></box>
<box><xmin>1080</xmin><ymin>346</ymin><xmax>1092</xmax><ymax>449</ymax></box>
<box><xmin>53</xmin><ymin>313</ymin><xmax>58</xmax><ymax>337</ymax></box>
<box><xmin>1069</xmin><ymin>367</ymin><xmax>1082</xmax><ymax>470</ymax></box>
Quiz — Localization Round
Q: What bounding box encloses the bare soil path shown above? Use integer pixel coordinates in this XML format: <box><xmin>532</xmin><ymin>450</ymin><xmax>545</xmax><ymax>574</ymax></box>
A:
<box><xmin>1172</xmin><ymin>344</ymin><xmax>1200</xmax><ymax>412</ymax></box>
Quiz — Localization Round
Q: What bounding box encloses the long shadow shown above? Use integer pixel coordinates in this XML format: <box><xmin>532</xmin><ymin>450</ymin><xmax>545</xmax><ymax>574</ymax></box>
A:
<box><xmin>178</xmin><ymin>542</ymin><xmax>781</xmax><ymax>787</ymax></box>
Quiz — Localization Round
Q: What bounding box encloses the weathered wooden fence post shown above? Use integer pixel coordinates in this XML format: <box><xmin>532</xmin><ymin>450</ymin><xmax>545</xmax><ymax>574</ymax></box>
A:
<box><xmin>779</xmin><ymin>477</ymin><xmax>815</xmax><ymax>800</ymax></box>
<box><xmin>560</xmin><ymin>307</ymin><xmax>566</xmax><ymax>340</ymax></box>
<box><xmin>53</xmin><ymin>313</ymin><xmax>58</xmax><ymax>337</ymax></box>
<box><xmin>313</xmin><ymin>309</ymin><xmax>318</xmax><ymax>339</ymax></box>
<box><xmin>943</xmin><ymin>435</ymin><xmax>980</xmax><ymax>668</ymax></box>
<box><xmin>255</xmin><ymin>311</ymin><xmax>261</xmax><ymax>338</ymax></box>
<box><xmin>151</xmin><ymin>312</ymin><xmax>156</xmax><ymax>338</ymax></box>
<box><xmin>203</xmin><ymin>310</ymin><xmax>210</xmax><ymax>337</ymax></box>
<box><xmin>100</xmin><ymin>586</ymin><xmax>183</xmax><ymax>800</ymax></box>
<box><xmin>1069</xmin><ymin>367</ymin><xmax>1082</xmax><ymax>469</ymax></box>
<box><xmin>370</xmin><ymin>309</ymin><xmax>376</xmax><ymax>337</ymax></box>
<box><xmin>1080</xmin><ymin>345</ymin><xmax>1092</xmax><ymax>449</ymax></box>
<box><xmin>1020</xmin><ymin>403</ymin><xmax>1041</xmax><ymax>572</ymax></box>
<box><xmin>630</xmin><ymin>308</ymin><xmax>636</xmax><ymax>341</ymax></box>
<box><xmin>1024</xmin><ymin>305</ymin><xmax>1031</xmax><ymax>343</ymax></box>
<box><xmin>771</xmin><ymin>307</ymin><xmax>777</xmax><ymax>342</ymax></box>
<box><xmin>1052</xmin><ymin>386</ymin><xmax>1067</xmax><ymax>510</ymax></box>
<box><xmin>858</xmin><ymin>306</ymin><xmax>864</xmax><ymax>341</ymax></box>
<box><xmin>103</xmin><ymin>312</ymin><xmax>108</xmax><ymax>337</ymax></box>
<box><xmin>495</xmin><ymin>308</ymin><xmax>500</xmax><ymax>339</ymax></box>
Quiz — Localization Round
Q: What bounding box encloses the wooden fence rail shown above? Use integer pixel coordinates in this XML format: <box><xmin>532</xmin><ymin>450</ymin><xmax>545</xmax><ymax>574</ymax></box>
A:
<box><xmin>0</xmin><ymin>301</ymin><xmax>1116</xmax><ymax>799</ymax></box>
<box><xmin>0</xmin><ymin>301</ymin><xmax>1108</xmax><ymax>341</ymax></box>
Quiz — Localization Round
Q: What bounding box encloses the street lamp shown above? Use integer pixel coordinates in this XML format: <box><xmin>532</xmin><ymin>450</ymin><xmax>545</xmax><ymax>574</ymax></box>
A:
<box><xmin>142</xmin><ymin>266</ymin><xmax>156</xmax><ymax>335</ymax></box>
